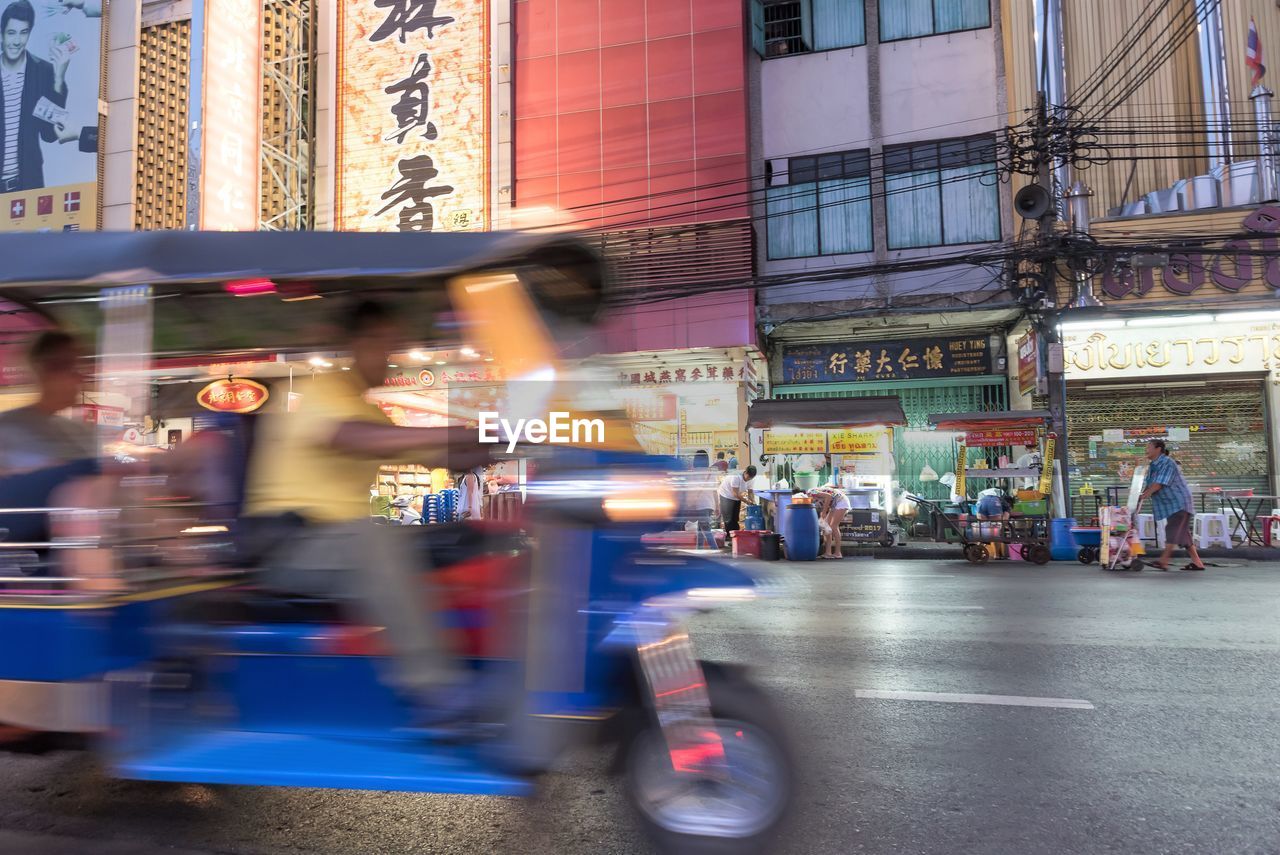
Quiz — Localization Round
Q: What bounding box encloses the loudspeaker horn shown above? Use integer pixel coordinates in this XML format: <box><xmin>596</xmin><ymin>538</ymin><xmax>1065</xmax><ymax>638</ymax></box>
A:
<box><xmin>1014</xmin><ymin>183</ymin><xmax>1053</xmax><ymax>220</ymax></box>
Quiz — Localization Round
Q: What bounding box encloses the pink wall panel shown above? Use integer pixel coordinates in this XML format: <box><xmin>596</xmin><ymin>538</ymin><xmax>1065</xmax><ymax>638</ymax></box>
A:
<box><xmin>513</xmin><ymin>0</ymin><xmax>754</xmax><ymax>353</ymax></box>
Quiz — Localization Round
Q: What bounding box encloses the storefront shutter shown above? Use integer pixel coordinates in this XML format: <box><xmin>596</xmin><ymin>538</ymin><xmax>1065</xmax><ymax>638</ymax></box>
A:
<box><xmin>1066</xmin><ymin>380</ymin><xmax>1270</xmax><ymax>497</ymax></box>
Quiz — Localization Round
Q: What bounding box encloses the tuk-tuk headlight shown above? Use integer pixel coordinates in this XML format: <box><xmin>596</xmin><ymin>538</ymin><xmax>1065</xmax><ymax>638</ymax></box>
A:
<box><xmin>602</xmin><ymin>477</ymin><xmax>678</xmax><ymax>522</ymax></box>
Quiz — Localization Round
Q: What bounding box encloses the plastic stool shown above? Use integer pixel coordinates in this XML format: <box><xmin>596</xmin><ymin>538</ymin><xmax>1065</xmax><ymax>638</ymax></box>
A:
<box><xmin>1260</xmin><ymin>515</ymin><xmax>1280</xmax><ymax>547</ymax></box>
<box><xmin>1192</xmin><ymin>513</ymin><xmax>1233</xmax><ymax>550</ymax></box>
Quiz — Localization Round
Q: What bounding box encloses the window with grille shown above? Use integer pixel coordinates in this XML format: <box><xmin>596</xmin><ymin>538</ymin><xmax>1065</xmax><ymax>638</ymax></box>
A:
<box><xmin>135</xmin><ymin>21</ymin><xmax>191</xmax><ymax>230</ymax></box>
<box><xmin>753</xmin><ymin>0</ymin><xmax>866</xmax><ymax>57</ymax></box>
<box><xmin>880</xmin><ymin>0</ymin><xmax>990</xmax><ymax>43</ymax></box>
<box><xmin>767</xmin><ymin>148</ymin><xmax>873</xmax><ymax>259</ymax></box>
<box><xmin>883</xmin><ymin>134</ymin><xmax>1000</xmax><ymax>249</ymax></box>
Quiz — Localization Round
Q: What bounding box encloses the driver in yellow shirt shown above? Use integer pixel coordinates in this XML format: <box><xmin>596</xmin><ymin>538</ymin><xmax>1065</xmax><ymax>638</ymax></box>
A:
<box><xmin>244</xmin><ymin>300</ymin><xmax>489</xmax><ymax>721</ymax></box>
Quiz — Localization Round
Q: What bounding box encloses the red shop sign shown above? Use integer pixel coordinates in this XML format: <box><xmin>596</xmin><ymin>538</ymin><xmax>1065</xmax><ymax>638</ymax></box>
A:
<box><xmin>197</xmin><ymin>378</ymin><xmax>270</xmax><ymax>414</ymax></box>
<box><xmin>965</xmin><ymin>428</ymin><xmax>1038</xmax><ymax>448</ymax></box>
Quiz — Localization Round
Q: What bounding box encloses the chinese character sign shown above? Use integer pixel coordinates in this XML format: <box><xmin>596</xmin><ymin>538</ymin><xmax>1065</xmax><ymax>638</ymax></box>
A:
<box><xmin>781</xmin><ymin>337</ymin><xmax>993</xmax><ymax>384</ymax></box>
<box><xmin>200</xmin><ymin>0</ymin><xmax>263</xmax><ymax>230</ymax></box>
<box><xmin>338</xmin><ymin>0</ymin><xmax>488</xmax><ymax>232</ymax></box>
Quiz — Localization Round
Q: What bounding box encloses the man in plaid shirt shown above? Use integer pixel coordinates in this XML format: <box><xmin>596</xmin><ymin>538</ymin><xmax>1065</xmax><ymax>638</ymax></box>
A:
<box><xmin>1139</xmin><ymin>439</ymin><xmax>1205</xmax><ymax>571</ymax></box>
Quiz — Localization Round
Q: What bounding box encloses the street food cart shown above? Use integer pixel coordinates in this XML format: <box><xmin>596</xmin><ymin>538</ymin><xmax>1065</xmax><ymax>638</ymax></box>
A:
<box><xmin>917</xmin><ymin>411</ymin><xmax>1058</xmax><ymax>564</ymax></box>
<box><xmin>746</xmin><ymin>397</ymin><xmax>907</xmax><ymax>547</ymax></box>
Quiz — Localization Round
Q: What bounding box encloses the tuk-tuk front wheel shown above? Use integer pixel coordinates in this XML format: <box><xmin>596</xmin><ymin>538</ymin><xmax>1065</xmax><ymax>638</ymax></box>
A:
<box><xmin>624</xmin><ymin>664</ymin><xmax>793</xmax><ymax>855</ymax></box>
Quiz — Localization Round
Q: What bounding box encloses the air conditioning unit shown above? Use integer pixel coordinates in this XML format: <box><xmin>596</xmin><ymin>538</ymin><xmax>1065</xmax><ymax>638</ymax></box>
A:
<box><xmin>1180</xmin><ymin>174</ymin><xmax>1220</xmax><ymax>210</ymax></box>
<box><xmin>1144</xmin><ymin>188</ymin><xmax>1178</xmax><ymax>213</ymax></box>
<box><xmin>1216</xmin><ymin>160</ymin><xmax>1259</xmax><ymax>207</ymax></box>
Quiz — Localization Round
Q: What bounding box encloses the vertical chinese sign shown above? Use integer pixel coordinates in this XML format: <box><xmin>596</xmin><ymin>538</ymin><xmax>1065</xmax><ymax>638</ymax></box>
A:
<box><xmin>337</xmin><ymin>0</ymin><xmax>489</xmax><ymax>232</ymax></box>
<box><xmin>200</xmin><ymin>0</ymin><xmax>264</xmax><ymax>230</ymax></box>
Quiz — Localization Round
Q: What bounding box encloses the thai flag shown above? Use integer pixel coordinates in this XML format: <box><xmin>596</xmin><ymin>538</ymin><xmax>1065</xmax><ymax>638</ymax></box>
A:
<box><xmin>1247</xmin><ymin>16</ymin><xmax>1266</xmax><ymax>87</ymax></box>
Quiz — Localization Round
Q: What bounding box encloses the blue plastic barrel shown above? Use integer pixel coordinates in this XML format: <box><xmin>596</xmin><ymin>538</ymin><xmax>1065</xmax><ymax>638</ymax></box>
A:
<box><xmin>1049</xmin><ymin>517</ymin><xmax>1077</xmax><ymax>561</ymax></box>
<box><xmin>742</xmin><ymin>505</ymin><xmax>765</xmax><ymax>531</ymax></box>
<box><xmin>782</xmin><ymin>502</ymin><xmax>821</xmax><ymax>561</ymax></box>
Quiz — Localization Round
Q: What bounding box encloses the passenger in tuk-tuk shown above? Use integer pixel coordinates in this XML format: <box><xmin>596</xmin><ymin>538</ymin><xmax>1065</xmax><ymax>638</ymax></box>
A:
<box><xmin>0</xmin><ymin>330</ymin><xmax>103</xmax><ymax>546</ymax></box>
<box><xmin>241</xmin><ymin>299</ymin><xmax>489</xmax><ymax>722</ymax></box>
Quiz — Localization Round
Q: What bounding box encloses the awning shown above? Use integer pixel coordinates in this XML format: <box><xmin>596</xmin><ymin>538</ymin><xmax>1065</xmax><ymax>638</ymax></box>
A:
<box><xmin>928</xmin><ymin>410</ymin><xmax>1052</xmax><ymax>431</ymax></box>
<box><xmin>748</xmin><ymin>396</ymin><xmax>906</xmax><ymax>428</ymax></box>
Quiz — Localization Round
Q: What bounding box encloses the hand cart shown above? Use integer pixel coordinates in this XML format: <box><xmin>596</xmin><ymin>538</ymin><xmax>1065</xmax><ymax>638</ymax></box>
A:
<box><xmin>907</xmin><ymin>494</ymin><xmax>1052</xmax><ymax>565</ymax></box>
<box><xmin>1099</xmin><ymin>503</ymin><xmax>1145</xmax><ymax>572</ymax></box>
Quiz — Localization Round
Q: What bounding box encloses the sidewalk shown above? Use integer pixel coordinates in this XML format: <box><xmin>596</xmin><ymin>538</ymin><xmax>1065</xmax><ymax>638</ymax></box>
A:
<box><xmin>838</xmin><ymin>539</ymin><xmax>1278</xmax><ymax>561</ymax></box>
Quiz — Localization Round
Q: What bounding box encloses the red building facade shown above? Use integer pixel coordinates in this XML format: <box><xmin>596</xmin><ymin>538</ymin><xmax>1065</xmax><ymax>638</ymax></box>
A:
<box><xmin>512</xmin><ymin>0</ymin><xmax>756</xmax><ymax>353</ymax></box>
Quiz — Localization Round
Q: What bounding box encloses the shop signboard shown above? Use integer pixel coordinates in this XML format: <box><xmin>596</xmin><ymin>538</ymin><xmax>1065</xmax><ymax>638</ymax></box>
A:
<box><xmin>621</xmin><ymin>393</ymin><xmax>677</xmax><ymax>422</ymax></box>
<box><xmin>762</xmin><ymin>430</ymin><xmax>827</xmax><ymax>455</ymax></box>
<box><xmin>0</xmin><ymin>0</ymin><xmax>102</xmax><ymax>232</ymax></box>
<box><xmin>1038</xmin><ymin>435</ymin><xmax>1055</xmax><ymax>496</ymax></box>
<box><xmin>197</xmin><ymin>378</ymin><xmax>269</xmax><ymax>414</ymax></box>
<box><xmin>336</xmin><ymin>0</ymin><xmax>489</xmax><ymax>232</ymax></box>
<box><xmin>1096</xmin><ymin>206</ymin><xmax>1280</xmax><ymax>305</ymax></box>
<box><xmin>844</xmin><ymin>511</ymin><xmax>885</xmax><ymax>542</ymax></box>
<box><xmin>1062</xmin><ymin>319</ymin><xmax>1280</xmax><ymax>379</ymax></box>
<box><xmin>955</xmin><ymin>442</ymin><xmax>967</xmax><ymax>498</ymax></box>
<box><xmin>781</xmin><ymin>336</ymin><xmax>992</xmax><ymax>384</ymax></box>
<box><xmin>828</xmin><ymin>428</ymin><xmax>888</xmax><ymax>455</ymax></box>
<box><xmin>200</xmin><ymin>0</ymin><xmax>263</xmax><ymax>230</ymax></box>
<box><xmin>1016</xmin><ymin>331</ymin><xmax>1038</xmax><ymax>396</ymax></box>
<box><xmin>965</xmin><ymin>427</ymin><xmax>1038</xmax><ymax>448</ymax></box>
<box><xmin>618</xmin><ymin>364</ymin><xmax>746</xmax><ymax>385</ymax></box>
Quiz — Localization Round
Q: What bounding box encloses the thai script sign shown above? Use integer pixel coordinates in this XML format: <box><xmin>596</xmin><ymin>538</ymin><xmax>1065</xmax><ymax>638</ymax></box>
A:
<box><xmin>782</xmin><ymin>336</ymin><xmax>993</xmax><ymax>384</ymax></box>
<box><xmin>1063</xmin><ymin>319</ymin><xmax>1280</xmax><ymax>379</ymax></box>
<box><xmin>1099</xmin><ymin>206</ymin><xmax>1280</xmax><ymax>301</ymax></box>
<box><xmin>1016</xmin><ymin>331</ymin><xmax>1038</xmax><ymax>396</ymax></box>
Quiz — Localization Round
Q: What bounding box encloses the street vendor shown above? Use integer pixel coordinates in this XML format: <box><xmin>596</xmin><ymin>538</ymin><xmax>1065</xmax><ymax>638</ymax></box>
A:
<box><xmin>1138</xmin><ymin>439</ymin><xmax>1205</xmax><ymax>572</ymax></box>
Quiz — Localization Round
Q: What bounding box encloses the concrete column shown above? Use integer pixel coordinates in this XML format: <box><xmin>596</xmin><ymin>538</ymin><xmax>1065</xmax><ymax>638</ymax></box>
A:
<box><xmin>101</xmin><ymin>0</ymin><xmax>142</xmax><ymax>229</ymax></box>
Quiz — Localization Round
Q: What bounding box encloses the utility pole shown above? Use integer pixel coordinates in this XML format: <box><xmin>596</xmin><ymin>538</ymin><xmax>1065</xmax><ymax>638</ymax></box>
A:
<box><xmin>1031</xmin><ymin>91</ymin><xmax>1073</xmax><ymax>515</ymax></box>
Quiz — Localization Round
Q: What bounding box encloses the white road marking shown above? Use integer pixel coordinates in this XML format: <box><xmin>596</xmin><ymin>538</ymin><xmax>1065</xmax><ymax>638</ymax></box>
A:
<box><xmin>845</xmin><ymin>573</ymin><xmax>958</xmax><ymax>578</ymax></box>
<box><xmin>854</xmin><ymin>689</ymin><xmax>1095</xmax><ymax>710</ymax></box>
<box><xmin>837</xmin><ymin>603</ymin><xmax>984</xmax><ymax>610</ymax></box>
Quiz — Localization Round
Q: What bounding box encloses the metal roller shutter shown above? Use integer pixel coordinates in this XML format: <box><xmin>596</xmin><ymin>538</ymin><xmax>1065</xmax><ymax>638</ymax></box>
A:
<box><xmin>1066</xmin><ymin>380</ymin><xmax>1270</xmax><ymax>495</ymax></box>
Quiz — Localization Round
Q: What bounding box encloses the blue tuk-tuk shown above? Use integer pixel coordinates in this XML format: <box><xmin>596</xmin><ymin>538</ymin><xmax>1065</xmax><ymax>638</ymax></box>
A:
<box><xmin>0</xmin><ymin>231</ymin><xmax>794</xmax><ymax>854</ymax></box>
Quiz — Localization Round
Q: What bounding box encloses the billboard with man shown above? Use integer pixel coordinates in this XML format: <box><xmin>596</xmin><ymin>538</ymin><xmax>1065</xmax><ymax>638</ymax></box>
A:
<box><xmin>0</xmin><ymin>0</ymin><xmax>99</xmax><ymax>231</ymax></box>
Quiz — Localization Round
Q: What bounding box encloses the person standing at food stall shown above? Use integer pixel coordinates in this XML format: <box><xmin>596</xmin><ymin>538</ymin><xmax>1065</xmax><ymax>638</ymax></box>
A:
<box><xmin>1139</xmin><ymin>439</ymin><xmax>1205</xmax><ymax>571</ymax></box>
<box><xmin>685</xmin><ymin>449</ymin><xmax>718</xmax><ymax>549</ymax></box>
<box><xmin>455</xmin><ymin>465</ymin><xmax>483</xmax><ymax>521</ymax></box>
<box><xmin>717</xmin><ymin>464</ymin><xmax>756</xmax><ymax>545</ymax></box>
<box><xmin>713</xmin><ymin>451</ymin><xmax>729</xmax><ymax>472</ymax></box>
<box><xmin>810</xmin><ymin>484</ymin><xmax>850</xmax><ymax>559</ymax></box>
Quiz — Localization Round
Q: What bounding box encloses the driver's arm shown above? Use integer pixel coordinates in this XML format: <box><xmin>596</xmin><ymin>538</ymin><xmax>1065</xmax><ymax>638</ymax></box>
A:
<box><xmin>329</xmin><ymin>421</ymin><xmax>491</xmax><ymax>469</ymax></box>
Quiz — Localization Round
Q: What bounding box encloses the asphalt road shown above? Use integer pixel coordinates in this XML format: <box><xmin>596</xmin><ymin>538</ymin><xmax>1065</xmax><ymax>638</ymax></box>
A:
<box><xmin>1</xmin><ymin>558</ymin><xmax>1278</xmax><ymax>855</ymax></box>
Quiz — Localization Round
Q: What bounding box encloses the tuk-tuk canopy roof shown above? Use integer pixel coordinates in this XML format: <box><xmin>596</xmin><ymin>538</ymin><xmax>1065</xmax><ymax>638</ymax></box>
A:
<box><xmin>0</xmin><ymin>229</ymin><xmax>600</xmax><ymax>288</ymax></box>
<box><xmin>747</xmin><ymin>396</ymin><xmax>906</xmax><ymax>429</ymax></box>
<box><xmin>928</xmin><ymin>410</ymin><xmax>1052</xmax><ymax>431</ymax></box>
<box><xmin>0</xmin><ymin>230</ymin><xmax>605</xmax><ymax>353</ymax></box>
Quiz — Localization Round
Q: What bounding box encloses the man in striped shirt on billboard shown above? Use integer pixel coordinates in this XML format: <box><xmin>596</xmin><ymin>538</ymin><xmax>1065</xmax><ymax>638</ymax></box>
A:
<box><xmin>0</xmin><ymin>0</ymin><xmax>71</xmax><ymax>192</ymax></box>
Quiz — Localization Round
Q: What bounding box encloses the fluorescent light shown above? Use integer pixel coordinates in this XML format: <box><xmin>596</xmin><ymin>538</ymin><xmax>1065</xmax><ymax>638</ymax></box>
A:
<box><xmin>1215</xmin><ymin>310</ymin><xmax>1280</xmax><ymax>322</ymax></box>
<box><xmin>460</xmin><ymin>346</ymin><xmax>478</xmax><ymax>358</ymax></box>
<box><xmin>435</xmin><ymin>360</ymin><xmax>447</xmax><ymax>365</ymax></box>
<box><xmin>308</xmin><ymin>356</ymin><xmax>332</xmax><ymax>368</ymax></box>
<box><xmin>409</xmin><ymin>350</ymin><xmax>431</xmax><ymax>362</ymax></box>
<box><xmin>1059</xmin><ymin>320</ymin><xmax>1125</xmax><ymax>332</ymax></box>
<box><xmin>1126</xmin><ymin>314</ymin><xmax>1212</xmax><ymax>328</ymax></box>
<box><xmin>387</xmin><ymin>363</ymin><xmax>399</xmax><ymax>369</ymax></box>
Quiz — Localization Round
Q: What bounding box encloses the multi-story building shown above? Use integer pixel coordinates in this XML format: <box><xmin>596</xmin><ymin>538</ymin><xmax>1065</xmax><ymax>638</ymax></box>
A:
<box><xmin>752</xmin><ymin>0</ymin><xmax>1019</xmax><ymax>494</ymax></box>
<box><xmin>1004</xmin><ymin>0</ymin><xmax>1280</xmax><ymax>495</ymax></box>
